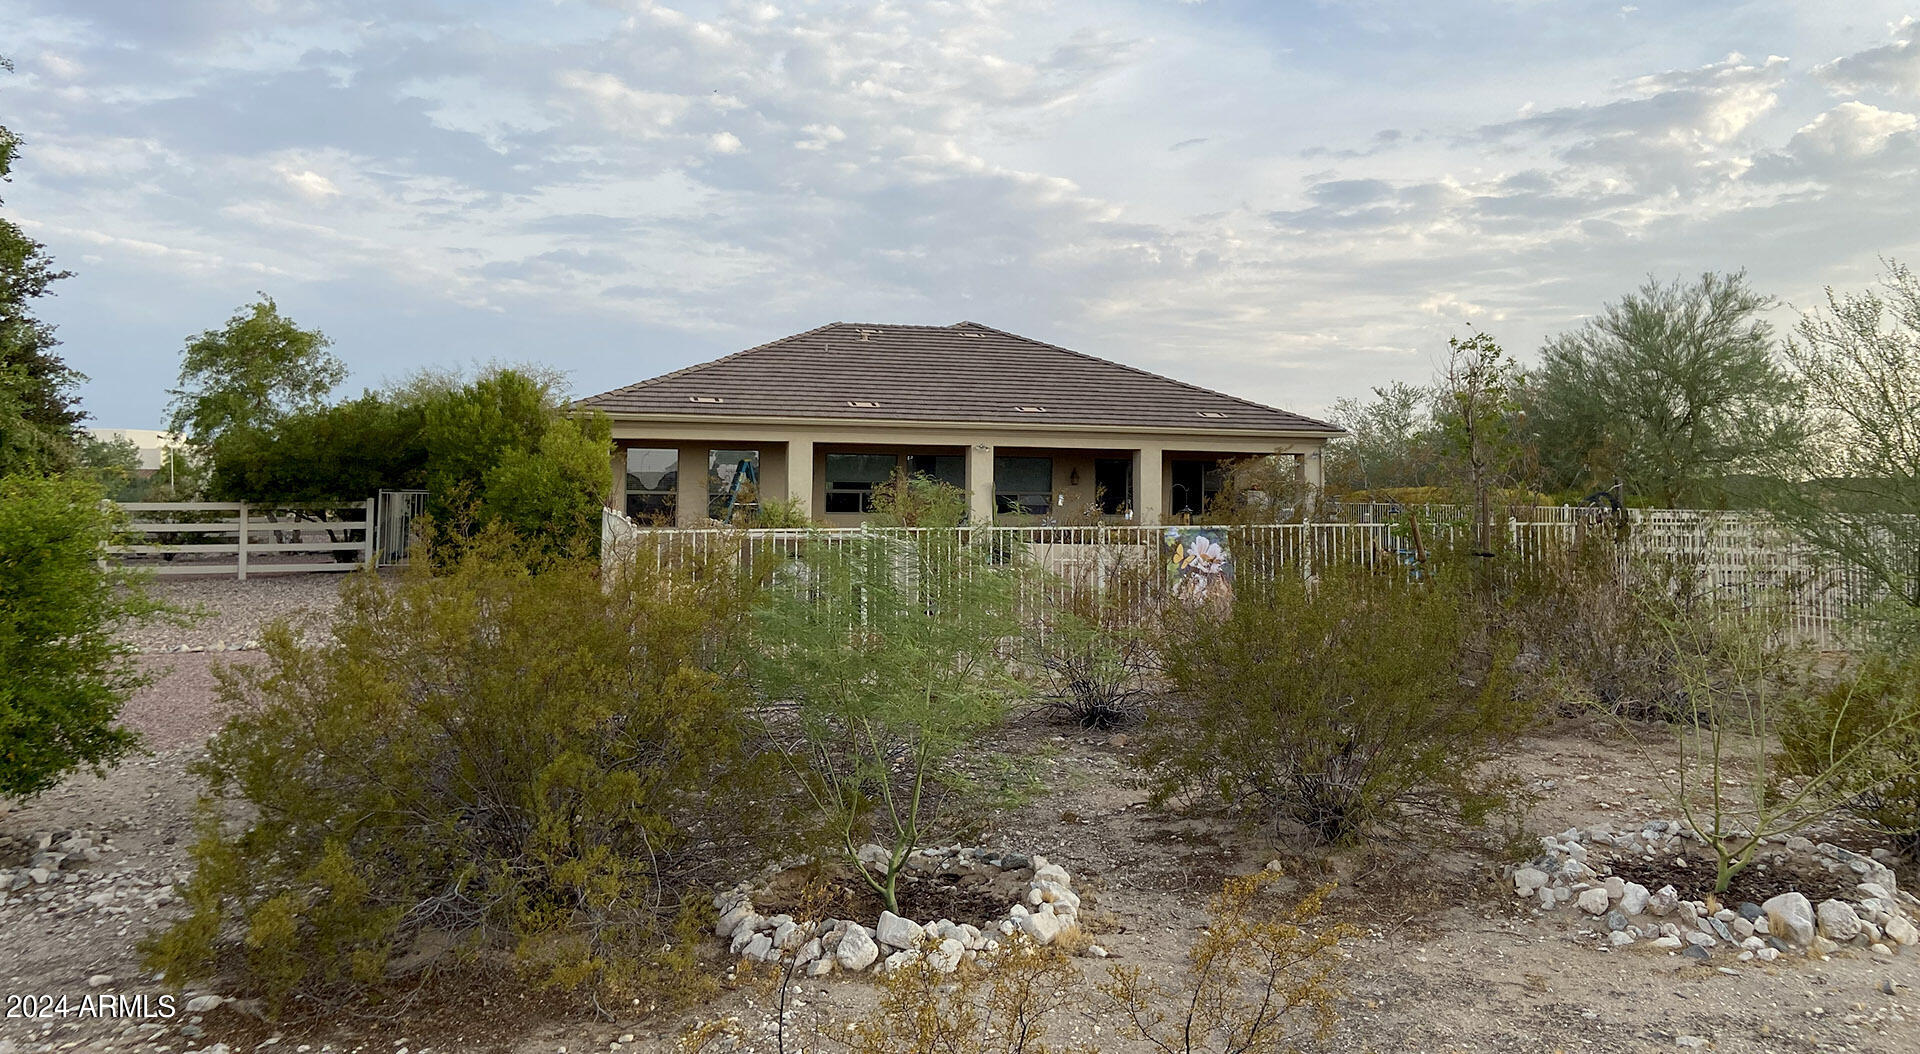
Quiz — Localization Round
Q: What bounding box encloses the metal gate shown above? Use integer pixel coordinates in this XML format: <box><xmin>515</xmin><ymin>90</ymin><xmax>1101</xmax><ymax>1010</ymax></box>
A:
<box><xmin>375</xmin><ymin>490</ymin><xmax>429</xmax><ymax>566</ymax></box>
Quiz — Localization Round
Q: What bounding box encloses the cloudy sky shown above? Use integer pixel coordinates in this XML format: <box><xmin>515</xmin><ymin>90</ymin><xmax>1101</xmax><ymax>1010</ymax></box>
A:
<box><xmin>4</xmin><ymin>1</ymin><xmax>1919</xmax><ymax>427</ymax></box>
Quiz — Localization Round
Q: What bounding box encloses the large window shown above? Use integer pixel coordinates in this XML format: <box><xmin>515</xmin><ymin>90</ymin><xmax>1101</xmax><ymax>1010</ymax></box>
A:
<box><xmin>1094</xmin><ymin>457</ymin><xmax>1134</xmax><ymax>515</ymax></box>
<box><xmin>824</xmin><ymin>453</ymin><xmax>897</xmax><ymax>513</ymax></box>
<box><xmin>708</xmin><ymin>449</ymin><xmax>760</xmax><ymax>522</ymax></box>
<box><xmin>625</xmin><ymin>447</ymin><xmax>678</xmax><ymax>523</ymax></box>
<box><xmin>1169</xmin><ymin>459</ymin><xmax>1225</xmax><ymax>517</ymax></box>
<box><xmin>994</xmin><ymin>456</ymin><xmax>1053</xmax><ymax>516</ymax></box>
<box><xmin>906</xmin><ymin>453</ymin><xmax>965</xmax><ymax>490</ymax></box>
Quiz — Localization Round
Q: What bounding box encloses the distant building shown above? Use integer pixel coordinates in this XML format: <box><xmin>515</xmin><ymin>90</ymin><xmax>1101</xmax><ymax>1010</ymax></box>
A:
<box><xmin>86</xmin><ymin>429</ymin><xmax>187</xmax><ymax>476</ymax></box>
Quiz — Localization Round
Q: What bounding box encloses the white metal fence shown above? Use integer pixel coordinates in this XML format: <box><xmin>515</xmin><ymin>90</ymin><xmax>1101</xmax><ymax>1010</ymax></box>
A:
<box><xmin>603</xmin><ymin>507</ymin><xmax>1899</xmax><ymax>646</ymax></box>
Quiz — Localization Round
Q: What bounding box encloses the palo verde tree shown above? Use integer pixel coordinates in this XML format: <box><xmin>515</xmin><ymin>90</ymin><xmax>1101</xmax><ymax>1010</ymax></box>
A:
<box><xmin>1434</xmin><ymin>330</ymin><xmax>1524</xmax><ymax>558</ymax></box>
<box><xmin>1773</xmin><ymin>260</ymin><xmax>1920</xmax><ymax>638</ymax></box>
<box><xmin>1526</xmin><ymin>271</ymin><xmax>1806</xmax><ymax>507</ymax></box>
<box><xmin>0</xmin><ymin>57</ymin><xmax>85</xmax><ymax>477</ymax></box>
<box><xmin>750</xmin><ymin>531</ymin><xmax>1019</xmax><ymax>914</ymax></box>
<box><xmin>1322</xmin><ymin>380</ymin><xmax>1442</xmax><ymax>497</ymax></box>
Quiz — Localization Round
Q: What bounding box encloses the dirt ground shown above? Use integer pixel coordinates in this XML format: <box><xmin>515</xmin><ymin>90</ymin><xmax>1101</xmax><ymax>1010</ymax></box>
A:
<box><xmin>4</xmin><ymin>583</ymin><xmax>1919</xmax><ymax>1054</ymax></box>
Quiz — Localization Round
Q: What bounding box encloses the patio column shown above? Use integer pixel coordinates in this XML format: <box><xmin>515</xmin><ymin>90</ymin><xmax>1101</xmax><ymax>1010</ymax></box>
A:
<box><xmin>966</xmin><ymin>442</ymin><xmax>995</xmax><ymax>524</ymax></box>
<box><xmin>1135</xmin><ymin>446</ymin><xmax>1164</xmax><ymax>526</ymax></box>
<box><xmin>786</xmin><ymin>438</ymin><xmax>814</xmax><ymax>520</ymax></box>
<box><xmin>676</xmin><ymin>444</ymin><xmax>707</xmax><ymax>527</ymax></box>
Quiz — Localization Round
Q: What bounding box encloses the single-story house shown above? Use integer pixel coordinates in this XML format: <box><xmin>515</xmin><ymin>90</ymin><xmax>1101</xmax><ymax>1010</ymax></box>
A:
<box><xmin>576</xmin><ymin>322</ymin><xmax>1342</xmax><ymax>527</ymax></box>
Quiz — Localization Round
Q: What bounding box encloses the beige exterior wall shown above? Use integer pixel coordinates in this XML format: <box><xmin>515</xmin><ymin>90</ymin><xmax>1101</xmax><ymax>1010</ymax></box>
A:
<box><xmin>606</xmin><ymin>415</ymin><xmax>1330</xmax><ymax>528</ymax></box>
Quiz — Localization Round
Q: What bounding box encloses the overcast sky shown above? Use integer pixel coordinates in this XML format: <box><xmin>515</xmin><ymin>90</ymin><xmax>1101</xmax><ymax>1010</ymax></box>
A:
<box><xmin>4</xmin><ymin>1</ymin><xmax>1919</xmax><ymax>428</ymax></box>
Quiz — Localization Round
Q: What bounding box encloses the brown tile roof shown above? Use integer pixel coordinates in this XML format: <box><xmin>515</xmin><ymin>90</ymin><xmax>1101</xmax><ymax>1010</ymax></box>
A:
<box><xmin>578</xmin><ymin>322</ymin><xmax>1340</xmax><ymax>434</ymax></box>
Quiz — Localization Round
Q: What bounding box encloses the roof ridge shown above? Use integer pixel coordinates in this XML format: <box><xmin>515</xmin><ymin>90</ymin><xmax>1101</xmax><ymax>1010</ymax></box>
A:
<box><xmin>952</xmin><ymin>322</ymin><xmax>1340</xmax><ymax>432</ymax></box>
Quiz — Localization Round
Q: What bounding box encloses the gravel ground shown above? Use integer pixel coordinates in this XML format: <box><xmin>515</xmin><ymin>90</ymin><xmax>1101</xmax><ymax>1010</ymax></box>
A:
<box><xmin>118</xmin><ymin>574</ymin><xmax>359</xmax><ymax>654</ymax></box>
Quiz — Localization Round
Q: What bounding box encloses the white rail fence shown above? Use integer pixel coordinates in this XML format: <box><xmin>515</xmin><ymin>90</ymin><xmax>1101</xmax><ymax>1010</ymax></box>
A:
<box><xmin>604</xmin><ymin>509</ymin><xmax>1897</xmax><ymax>646</ymax></box>
<box><xmin>109</xmin><ymin>497</ymin><xmax>420</xmax><ymax>579</ymax></box>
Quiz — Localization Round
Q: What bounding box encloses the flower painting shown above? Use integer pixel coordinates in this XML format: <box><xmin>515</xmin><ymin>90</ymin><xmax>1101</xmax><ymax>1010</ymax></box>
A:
<box><xmin>1164</xmin><ymin>527</ymin><xmax>1234</xmax><ymax>608</ymax></box>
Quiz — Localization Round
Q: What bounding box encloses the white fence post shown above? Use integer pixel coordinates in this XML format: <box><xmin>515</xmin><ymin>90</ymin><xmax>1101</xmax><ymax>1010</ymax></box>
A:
<box><xmin>236</xmin><ymin>503</ymin><xmax>250</xmax><ymax>582</ymax></box>
<box><xmin>363</xmin><ymin>497</ymin><xmax>377</xmax><ymax>567</ymax></box>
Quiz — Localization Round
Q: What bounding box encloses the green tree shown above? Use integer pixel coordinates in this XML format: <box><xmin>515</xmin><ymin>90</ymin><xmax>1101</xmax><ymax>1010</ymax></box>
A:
<box><xmin>1323</xmin><ymin>380</ymin><xmax>1440</xmax><ymax>496</ymax></box>
<box><xmin>0</xmin><ymin>58</ymin><xmax>85</xmax><ymax>476</ymax></box>
<box><xmin>207</xmin><ymin>391</ymin><xmax>428</xmax><ymax>502</ymax></box>
<box><xmin>166</xmin><ymin>297</ymin><xmax>345</xmax><ymax>450</ymax></box>
<box><xmin>751</xmin><ymin>532</ymin><xmax>1019</xmax><ymax>914</ymax></box>
<box><xmin>0</xmin><ymin>474</ymin><xmax>163</xmax><ymax>800</ymax></box>
<box><xmin>1526</xmin><ymin>271</ymin><xmax>1805</xmax><ymax>507</ymax></box>
<box><xmin>1774</xmin><ymin>260</ymin><xmax>1920</xmax><ymax>632</ymax></box>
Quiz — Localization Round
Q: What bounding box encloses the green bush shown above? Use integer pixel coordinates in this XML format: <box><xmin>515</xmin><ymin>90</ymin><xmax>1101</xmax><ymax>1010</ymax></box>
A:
<box><xmin>420</xmin><ymin>368</ymin><xmax>611</xmax><ymax>557</ymax></box>
<box><xmin>1139</xmin><ymin>562</ymin><xmax>1526</xmax><ymax>844</ymax></box>
<box><xmin>1780</xmin><ymin>653</ymin><xmax>1920</xmax><ymax>857</ymax></box>
<box><xmin>750</xmin><ymin>530</ymin><xmax>1019</xmax><ymax>913</ymax></box>
<box><xmin>0</xmin><ymin>473</ymin><xmax>162</xmax><ymax>800</ymax></box>
<box><xmin>143</xmin><ymin>535</ymin><xmax>772</xmax><ymax>1014</ymax></box>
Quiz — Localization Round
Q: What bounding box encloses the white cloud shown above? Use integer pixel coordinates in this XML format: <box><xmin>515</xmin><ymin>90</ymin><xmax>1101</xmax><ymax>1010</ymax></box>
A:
<box><xmin>708</xmin><ymin>131</ymin><xmax>743</xmax><ymax>154</ymax></box>
<box><xmin>279</xmin><ymin>167</ymin><xmax>341</xmax><ymax>199</ymax></box>
<box><xmin>1789</xmin><ymin>101</ymin><xmax>1919</xmax><ymax>158</ymax></box>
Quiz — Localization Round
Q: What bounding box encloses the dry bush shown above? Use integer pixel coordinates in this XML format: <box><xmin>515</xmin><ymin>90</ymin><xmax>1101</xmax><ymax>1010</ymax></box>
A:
<box><xmin>1142</xmin><ymin>561</ymin><xmax>1527</xmax><ymax>844</ymax></box>
<box><xmin>1779</xmin><ymin>651</ymin><xmax>1920</xmax><ymax>857</ymax></box>
<box><xmin>1099</xmin><ymin>871</ymin><xmax>1359</xmax><ymax>1054</ymax></box>
<box><xmin>142</xmin><ymin>532</ymin><xmax>775</xmax><ymax>1017</ymax></box>
<box><xmin>1032</xmin><ymin>557</ymin><xmax>1161</xmax><ymax>730</ymax></box>
<box><xmin>1500</xmin><ymin>532</ymin><xmax>1708</xmax><ymax>721</ymax></box>
<box><xmin>838</xmin><ymin>934</ymin><xmax>1089</xmax><ymax>1054</ymax></box>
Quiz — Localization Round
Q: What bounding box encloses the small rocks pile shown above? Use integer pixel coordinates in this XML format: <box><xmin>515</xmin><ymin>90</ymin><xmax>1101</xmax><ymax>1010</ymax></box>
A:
<box><xmin>714</xmin><ymin>846</ymin><xmax>1089</xmax><ymax>977</ymax></box>
<box><xmin>1509</xmin><ymin>822</ymin><xmax>1920</xmax><ymax>963</ymax></box>
<box><xmin>1</xmin><ymin>829</ymin><xmax>128</xmax><ymax>903</ymax></box>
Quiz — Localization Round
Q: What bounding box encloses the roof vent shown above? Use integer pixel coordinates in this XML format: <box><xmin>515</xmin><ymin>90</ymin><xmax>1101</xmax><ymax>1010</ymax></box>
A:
<box><xmin>1197</xmin><ymin>411</ymin><xmax>1228</xmax><ymax>419</ymax></box>
<box><xmin>1015</xmin><ymin>405</ymin><xmax>1047</xmax><ymax>413</ymax></box>
<box><xmin>847</xmin><ymin>400</ymin><xmax>881</xmax><ymax>408</ymax></box>
<box><xmin>856</xmin><ymin>328</ymin><xmax>878</xmax><ymax>341</ymax></box>
<box><xmin>689</xmin><ymin>396</ymin><xmax>724</xmax><ymax>404</ymax></box>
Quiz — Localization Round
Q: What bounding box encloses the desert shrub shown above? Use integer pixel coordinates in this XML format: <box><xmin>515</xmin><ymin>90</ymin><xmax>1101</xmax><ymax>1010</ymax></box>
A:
<box><xmin>1032</xmin><ymin>557</ymin><xmax>1159</xmax><ymax>729</ymax></box>
<box><xmin>868</xmin><ymin>473</ymin><xmax>969</xmax><ymax>527</ymax></box>
<box><xmin>1780</xmin><ymin>652</ymin><xmax>1920</xmax><ymax>857</ymax></box>
<box><xmin>1500</xmin><ymin>532</ymin><xmax>1708</xmax><ymax>721</ymax></box>
<box><xmin>750</xmin><ymin>530</ymin><xmax>1019</xmax><ymax>914</ymax></box>
<box><xmin>1099</xmin><ymin>870</ymin><xmax>1359</xmax><ymax>1054</ymax></box>
<box><xmin>0</xmin><ymin>473</ymin><xmax>166</xmax><ymax>800</ymax></box>
<box><xmin>142</xmin><ymin>534</ymin><xmax>772</xmax><ymax>1015</ymax></box>
<box><xmin>1140</xmin><ymin>561</ymin><xmax>1526</xmax><ymax>844</ymax></box>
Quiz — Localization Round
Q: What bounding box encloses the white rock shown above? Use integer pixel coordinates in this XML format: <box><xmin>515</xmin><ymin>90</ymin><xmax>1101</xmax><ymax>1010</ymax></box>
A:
<box><xmin>742</xmin><ymin>933</ymin><xmax>776</xmax><ymax>963</ymax></box>
<box><xmin>836</xmin><ymin>924</ymin><xmax>880</xmax><ymax>971</ymax></box>
<box><xmin>806</xmin><ymin>957</ymin><xmax>835</xmax><ymax>977</ymax></box>
<box><xmin>1513</xmin><ymin>868</ymin><xmax>1549</xmax><ymax>896</ymax></box>
<box><xmin>1577</xmin><ymin>888</ymin><xmax>1611</xmax><ymax>916</ymax></box>
<box><xmin>876</xmin><ymin>911</ymin><xmax>924</xmax><ymax>950</ymax></box>
<box><xmin>1762</xmin><ymin>892</ymin><xmax>1816</xmax><ymax>946</ymax></box>
<box><xmin>772</xmin><ymin>919</ymin><xmax>802</xmax><ymax>949</ymax></box>
<box><xmin>1620</xmin><ymin>882</ymin><xmax>1650</xmax><ymax>916</ymax></box>
<box><xmin>927</xmin><ymin>938</ymin><xmax>965</xmax><ymax>973</ymax></box>
<box><xmin>1815</xmin><ymin>900</ymin><xmax>1862</xmax><ymax>942</ymax></box>
<box><xmin>87</xmin><ymin>975</ymin><xmax>112</xmax><ymax>988</ymax></box>
<box><xmin>1647</xmin><ymin>885</ymin><xmax>1679</xmax><ymax>917</ymax></box>
<box><xmin>1884</xmin><ymin>914</ymin><xmax>1919</xmax><ymax>946</ymax></box>
<box><xmin>881</xmin><ymin>949</ymin><xmax>920</xmax><ymax>973</ymax></box>
<box><xmin>794</xmin><ymin>938</ymin><xmax>822</xmax><ymax>966</ymax></box>
<box><xmin>184</xmin><ymin>995</ymin><xmax>224</xmax><ymax>1013</ymax></box>
<box><xmin>1608</xmin><ymin>931</ymin><xmax>1635</xmax><ymax>946</ymax></box>
<box><xmin>714</xmin><ymin>902</ymin><xmax>753</xmax><ymax>938</ymax></box>
<box><xmin>1652</xmin><ymin>935</ymin><xmax>1684</xmax><ymax>950</ymax></box>
<box><xmin>1018</xmin><ymin>909</ymin><xmax>1062</xmax><ymax>945</ymax></box>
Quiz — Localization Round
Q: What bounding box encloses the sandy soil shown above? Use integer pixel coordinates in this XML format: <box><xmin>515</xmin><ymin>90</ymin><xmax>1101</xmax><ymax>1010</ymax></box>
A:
<box><xmin>4</xmin><ymin>587</ymin><xmax>1919</xmax><ymax>1054</ymax></box>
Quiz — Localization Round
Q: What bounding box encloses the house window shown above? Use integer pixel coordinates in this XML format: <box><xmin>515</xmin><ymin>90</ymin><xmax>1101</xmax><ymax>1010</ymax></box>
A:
<box><xmin>824</xmin><ymin>453</ymin><xmax>897</xmax><ymax>513</ymax></box>
<box><xmin>708</xmin><ymin>449</ymin><xmax>759</xmax><ymax>521</ymax></box>
<box><xmin>906</xmin><ymin>454</ymin><xmax>965</xmax><ymax>490</ymax></box>
<box><xmin>625</xmin><ymin>447</ymin><xmax>678</xmax><ymax>524</ymax></box>
<box><xmin>1094</xmin><ymin>457</ymin><xmax>1133</xmax><ymax>515</ymax></box>
<box><xmin>994</xmin><ymin>456</ymin><xmax>1053</xmax><ymax>516</ymax></box>
<box><xmin>1170</xmin><ymin>459</ymin><xmax>1226</xmax><ymax>517</ymax></box>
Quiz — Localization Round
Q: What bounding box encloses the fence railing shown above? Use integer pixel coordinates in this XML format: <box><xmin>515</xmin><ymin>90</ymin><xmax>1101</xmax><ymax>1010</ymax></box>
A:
<box><xmin>603</xmin><ymin>508</ymin><xmax>1893</xmax><ymax>647</ymax></box>
<box><xmin>109</xmin><ymin>500</ymin><xmax>380</xmax><ymax>579</ymax></box>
